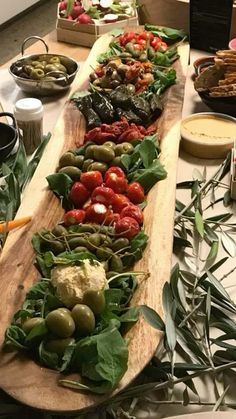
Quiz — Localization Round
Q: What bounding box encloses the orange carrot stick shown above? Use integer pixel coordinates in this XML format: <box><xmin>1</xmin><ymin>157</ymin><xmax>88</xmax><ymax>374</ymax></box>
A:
<box><xmin>0</xmin><ymin>216</ymin><xmax>32</xmax><ymax>234</ymax></box>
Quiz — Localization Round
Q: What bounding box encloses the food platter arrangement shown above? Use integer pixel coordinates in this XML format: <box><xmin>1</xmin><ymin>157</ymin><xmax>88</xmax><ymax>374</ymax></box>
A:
<box><xmin>0</xmin><ymin>25</ymin><xmax>189</xmax><ymax>412</ymax></box>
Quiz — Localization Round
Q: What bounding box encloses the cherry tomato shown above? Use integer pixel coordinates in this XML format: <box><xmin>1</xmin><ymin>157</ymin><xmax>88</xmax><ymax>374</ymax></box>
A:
<box><xmin>69</xmin><ymin>182</ymin><xmax>90</xmax><ymax>207</ymax></box>
<box><xmin>64</xmin><ymin>209</ymin><xmax>86</xmax><ymax>226</ymax></box>
<box><xmin>160</xmin><ymin>41</ymin><xmax>168</xmax><ymax>51</ymax></box>
<box><xmin>104</xmin><ymin>211</ymin><xmax>120</xmax><ymax>226</ymax></box>
<box><xmin>80</xmin><ymin>171</ymin><xmax>103</xmax><ymax>191</ymax></box>
<box><xmin>91</xmin><ymin>186</ymin><xmax>115</xmax><ymax>206</ymax></box>
<box><xmin>133</xmin><ymin>43</ymin><xmax>144</xmax><ymax>51</ymax></box>
<box><xmin>104</xmin><ymin>166</ymin><xmax>125</xmax><ymax>180</ymax></box>
<box><xmin>115</xmin><ymin>216</ymin><xmax>140</xmax><ymax>240</ymax></box>
<box><xmin>120</xmin><ymin>204</ymin><xmax>143</xmax><ymax>225</ymax></box>
<box><xmin>137</xmin><ymin>39</ymin><xmax>146</xmax><ymax>48</ymax></box>
<box><xmin>85</xmin><ymin>203</ymin><xmax>109</xmax><ymax>224</ymax></box>
<box><xmin>138</xmin><ymin>31</ymin><xmax>154</xmax><ymax>42</ymax></box>
<box><xmin>151</xmin><ymin>37</ymin><xmax>162</xmax><ymax>51</ymax></box>
<box><xmin>127</xmin><ymin>182</ymin><xmax>145</xmax><ymax>204</ymax></box>
<box><xmin>111</xmin><ymin>194</ymin><xmax>130</xmax><ymax>213</ymax></box>
<box><xmin>105</xmin><ymin>173</ymin><xmax>128</xmax><ymax>194</ymax></box>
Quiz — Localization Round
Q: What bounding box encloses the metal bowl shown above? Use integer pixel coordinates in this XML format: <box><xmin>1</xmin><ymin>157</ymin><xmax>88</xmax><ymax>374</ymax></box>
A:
<box><xmin>9</xmin><ymin>36</ymin><xmax>79</xmax><ymax>96</ymax></box>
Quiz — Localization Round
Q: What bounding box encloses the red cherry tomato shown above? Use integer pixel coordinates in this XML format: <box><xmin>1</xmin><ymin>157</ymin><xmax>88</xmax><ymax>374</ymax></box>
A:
<box><xmin>115</xmin><ymin>216</ymin><xmax>140</xmax><ymax>240</ymax></box>
<box><xmin>120</xmin><ymin>204</ymin><xmax>143</xmax><ymax>225</ymax></box>
<box><xmin>160</xmin><ymin>41</ymin><xmax>168</xmax><ymax>51</ymax></box>
<box><xmin>151</xmin><ymin>37</ymin><xmax>162</xmax><ymax>51</ymax></box>
<box><xmin>91</xmin><ymin>186</ymin><xmax>115</xmax><ymax>206</ymax></box>
<box><xmin>85</xmin><ymin>203</ymin><xmax>109</xmax><ymax>224</ymax></box>
<box><xmin>104</xmin><ymin>211</ymin><xmax>120</xmax><ymax>226</ymax></box>
<box><xmin>127</xmin><ymin>182</ymin><xmax>145</xmax><ymax>204</ymax></box>
<box><xmin>105</xmin><ymin>173</ymin><xmax>128</xmax><ymax>194</ymax></box>
<box><xmin>80</xmin><ymin>171</ymin><xmax>103</xmax><ymax>191</ymax></box>
<box><xmin>64</xmin><ymin>209</ymin><xmax>86</xmax><ymax>226</ymax></box>
<box><xmin>137</xmin><ymin>39</ymin><xmax>146</xmax><ymax>47</ymax></box>
<box><xmin>104</xmin><ymin>166</ymin><xmax>125</xmax><ymax>180</ymax></box>
<box><xmin>111</xmin><ymin>194</ymin><xmax>130</xmax><ymax>213</ymax></box>
<box><xmin>69</xmin><ymin>182</ymin><xmax>90</xmax><ymax>207</ymax></box>
<box><xmin>138</xmin><ymin>31</ymin><xmax>154</xmax><ymax>42</ymax></box>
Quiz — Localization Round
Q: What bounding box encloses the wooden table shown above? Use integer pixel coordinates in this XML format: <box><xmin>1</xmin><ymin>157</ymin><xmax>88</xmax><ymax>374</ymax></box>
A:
<box><xmin>1</xmin><ymin>30</ymin><xmax>236</xmax><ymax>418</ymax></box>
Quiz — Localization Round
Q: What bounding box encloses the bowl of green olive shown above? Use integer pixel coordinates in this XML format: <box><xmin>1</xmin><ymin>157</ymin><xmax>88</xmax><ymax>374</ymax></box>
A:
<box><xmin>9</xmin><ymin>36</ymin><xmax>79</xmax><ymax>96</ymax></box>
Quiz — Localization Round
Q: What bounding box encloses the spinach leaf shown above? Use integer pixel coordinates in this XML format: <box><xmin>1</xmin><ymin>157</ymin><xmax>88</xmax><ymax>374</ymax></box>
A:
<box><xmin>25</xmin><ymin>322</ymin><xmax>48</xmax><ymax>346</ymax></box>
<box><xmin>5</xmin><ymin>325</ymin><xmax>27</xmax><ymax>350</ymax></box>
<box><xmin>150</xmin><ymin>68</ymin><xmax>177</xmax><ymax>95</ymax></box>
<box><xmin>128</xmin><ymin>159</ymin><xmax>167</xmax><ymax>193</ymax></box>
<box><xmin>38</xmin><ymin>341</ymin><xmax>59</xmax><ymax>369</ymax></box>
<box><xmin>46</xmin><ymin>173</ymin><xmax>73</xmax><ymax>210</ymax></box>
<box><xmin>145</xmin><ymin>24</ymin><xmax>187</xmax><ymax>43</ymax></box>
<box><xmin>119</xmin><ymin>307</ymin><xmax>140</xmax><ymax>323</ymax></box>
<box><xmin>43</xmin><ymin>250</ymin><xmax>97</xmax><ymax>268</ymax></box>
<box><xmin>70</xmin><ymin>327</ymin><xmax>128</xmax><ymax>392</ymax></box>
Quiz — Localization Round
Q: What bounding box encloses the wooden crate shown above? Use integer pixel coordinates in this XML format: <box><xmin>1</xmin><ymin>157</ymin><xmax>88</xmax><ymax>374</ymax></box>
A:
<box><xmin>56</xmin><ymin>5</ymin><xmax>139</xmax><ymax>47</ymax></box>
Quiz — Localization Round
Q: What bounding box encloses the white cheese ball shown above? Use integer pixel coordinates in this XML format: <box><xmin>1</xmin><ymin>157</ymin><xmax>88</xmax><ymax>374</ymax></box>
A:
<box><xmin>51</xmin><ymin>259</ymin><xmax>108</xmax><ymax>308</ymax></box>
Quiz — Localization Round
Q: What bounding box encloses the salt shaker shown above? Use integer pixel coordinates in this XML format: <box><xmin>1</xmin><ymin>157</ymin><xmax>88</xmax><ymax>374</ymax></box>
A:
<box><xmin>14</xmin><ymin>98</ymin><xmax>44</xmax><ymax>155</ymax></box>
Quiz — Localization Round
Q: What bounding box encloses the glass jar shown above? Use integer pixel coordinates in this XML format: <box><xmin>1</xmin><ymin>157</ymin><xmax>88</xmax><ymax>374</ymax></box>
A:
<box><xmin>14</xmin><ymin>98</ymin><xmax>44</xmax><ymax>155</ymax></box>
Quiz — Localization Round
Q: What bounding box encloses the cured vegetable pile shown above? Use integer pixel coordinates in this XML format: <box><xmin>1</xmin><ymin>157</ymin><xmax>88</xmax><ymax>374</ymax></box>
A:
<box><xmin>4</xmin><ymin>27</ymin><xmax>186</xmax><ymax>394</ymax></box>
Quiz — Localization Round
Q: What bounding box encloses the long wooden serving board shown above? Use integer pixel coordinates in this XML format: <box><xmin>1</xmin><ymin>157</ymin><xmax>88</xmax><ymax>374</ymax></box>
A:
<box><xmin>0</xmin><ymin>32</ymin><xmax>189</xmax><ymax>412</ymax></box>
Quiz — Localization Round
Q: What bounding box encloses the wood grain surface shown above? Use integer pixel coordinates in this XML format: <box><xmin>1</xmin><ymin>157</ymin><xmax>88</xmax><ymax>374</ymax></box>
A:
<box><xmin>0</xmin><ymin>33</ymin><xmax>189</xmax><ymax>412</ymax></box>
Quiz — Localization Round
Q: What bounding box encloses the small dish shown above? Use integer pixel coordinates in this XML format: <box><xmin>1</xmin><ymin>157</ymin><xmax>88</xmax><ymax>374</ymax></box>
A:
<box><xmin>193</xmin><ymin>56</ymin><xmax>215</xmax><ymax>76</ymax></box>
<box><xmin>0</xmin><ymin>113</ymin><xmax>18</xmax><ymax>162</ymax></box>
<box><xmin>180</xmin><ymin>112</ymin><xmax>236</xmax><ymax>159</ymax></box>
<box><xmin>229</xmin><ymin>38</ymin><xmax>236</xmax><ymax>50</ymax></box>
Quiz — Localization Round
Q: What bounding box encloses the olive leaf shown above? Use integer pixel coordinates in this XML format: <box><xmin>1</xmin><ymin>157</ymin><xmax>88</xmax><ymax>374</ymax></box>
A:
<box><xmin>220</xmin><ymin>231</ymin><xmax>236</xmax><ymax>258</ymax></box>
<box><xmin>195</xmin><ymin>209</ymin><xmax>204</xmax><ymax>238</ymax></box>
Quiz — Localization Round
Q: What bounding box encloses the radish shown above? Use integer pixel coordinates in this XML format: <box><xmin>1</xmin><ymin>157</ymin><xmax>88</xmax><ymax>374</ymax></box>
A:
<box><xmin>103</xmin><ymin>13</ymin><xmax>118</xmax><ymax>23</ymax></box>
<box><xmin>100</xmin><ymin>0</ymin><xmax>113</xmax><ymax>9</ymax></box>
<box><xmin>71</xmin><ymin>4</ymin><xmax>85</xmax><ymax>18</ymax></box>
<box><xmin>77</xmin><ymin>13</ymin><xmax>94</xmax><ymax>23</ymax></box>
<box><xmin>59</xmin><ymin>1</ymin><xmax>67</xmax><ymax>11</ymax></box>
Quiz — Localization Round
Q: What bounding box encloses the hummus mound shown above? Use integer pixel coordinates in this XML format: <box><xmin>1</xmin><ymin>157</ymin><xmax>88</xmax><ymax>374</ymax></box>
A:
<box><xmin>51</xmin><ymin>259</ymin><xmax>107</xmax><ymax>308</ymax></box>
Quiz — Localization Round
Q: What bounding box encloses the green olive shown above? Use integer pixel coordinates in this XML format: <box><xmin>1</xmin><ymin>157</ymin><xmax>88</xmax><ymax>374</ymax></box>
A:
<box><xmin>59</xmin><ymin>152</ymin><xmax>76</xmax><ymax>168</ymax></box>
<box><xmin>74</xmin><ymin>246</ymin><xmax>89</xmax><ymax>253</ymax></box>
<box><xmin>139</xmin><ymin>52</ymin><xmax>148</xmax><ymax>62</ymax></box>
<box><xmin>106</xmin><ymin>271</ymin><xmax>118</xmax><ymax>280</ymax></box>
<box><xmin>48</xmin><ymin>240</ymin><xmax>65</xmax><ymax>255</ymax></box>
<box><xmin>58</xmin><ymin>166</ymin><xmax>81</xmax><ymax>180</ymax></box>
<box><xmin>23</xmin><ymin>64</ymin><xmax>34</xmax><ymax>75</ymax></box>
<box><xmin>38</xmin><ymin>55</ymin><xmax>49</xmax><ymax>61</ymax></box>
<box><xmin>22</xmin><ymin>317</ymin><xmax>45</xmax><ymax>334</ymax></box>
<box><xmin>30</xmin><ymin>68</ymin><xmax>45</xmax><ymax>79</ymax></box>
<box><xmin>39</xmin><ymin>60</ymin><xmax>47</xmax><ymax>67</ymax></box>
<box><xmin>84</xmin><ymin>145</ymin><xmax>99</xmax><ymax>159</ymax></box>
<box><xmin>78</xmin><ymin>224</ymin><xmax>98</xmax><ymax>233</ymax></box>
<box><xmin>100</xmin><ymin>234</ymin><xmax>113</xmax><ymax>247</ymax></box>
<box><xmin>96</xmin><ymin>247</ymin><xmax>113</xmax><ymax>261</ymax></box>
<box><xmin>46</xmin><ymin>309</ymin><xmax>75</xmax><ymax>338</ymax></box>
<box><xmin>34</xmin><ymin>63</ymin><xmax>44</xmax><ymax>70</ymax></box>
<box><xmin>115</xmin><ymin>143</ymin><xmax>134</xmax><ymax>156</ymax></box>
<box><xmin>54</xmin><ymin>63</ymin><xmax>67</xmax><ymax>73</ymax></box>
<box><xmin>86</xmin><ymin>233</ymin><xmax>101</xmax><ymax>251</ymax></box>
<box><xmin>112</xmin><ymin>238</ymin><xmax>130</xmax><ymax>251</ymax></box>
<box><xmin>57</xmin><ymin>308</ymin><xmax>72</xmax><ymax>315</ymax></box>
<box><xmin>87</xmin><ymin>162</ymin><xmax>108</xmax><ymax>174</ymax></box>
<box><xmin>52</xmin><ymin>225</ymin><xmax>68</xmax><ymax>237</ymax></box>
<box><xmin>45</xmin><ymin>64</ymin><xmax>58</xmax><ymax>73</ymax></box>
<box><xmin>93</xmin><ymin>146</ymin><xmax>115</xmax><ymax>163</ymax></box>
<box><xmin>104</xmin><ymin>141</ymin><xmax>116</xmax><ymax>150</ymax></box>
<box><xmin>71</xmin><ymin>304</ymin><xmax>95</xmax><ymax>334</ymax></box>
<box><xmin>31</xmin><ymin>60</ymin><xmax>41</xmax><ymax>67</ymax></box>
<box><xmin>45</xmin><ymin>337</ymin><xmax>74</xmax><ymax>356</ymax></box>
<box><xmin>49</xmin><ymin>56</ymin><xmax>61</xmax><ymax>64</ymax></box>
<box><xmin>101</xmin><ymin>260</ymin><xmax>109</xmax><ymax>272</ymax></box>
<box><xmin>83</xmin><ymin>159</ymin><xmax>94</xmax><ymax>171</ymax></box>
<box><xmin>68</xmin><ymin>237</ymin><xmax>88</xmax><ymax>250</ymax></box>
<box><xmin>109</xmin><ymin>156</ymin><xmax>124</xmax><ymax>168</ymax></box>
<box><xmin>83</xmin><ymin>290</ymin><xmax>106</xmax><ymax>315</ymax></box>
<box><xmin>109</xmin><ymin>254</ymin><xmax>123</xmax><ymax>272</ymax></box>
<box><xmin>74</xmin><ymin>155</ymin><xmax>84</xmax><ymax>169</ymax></box>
